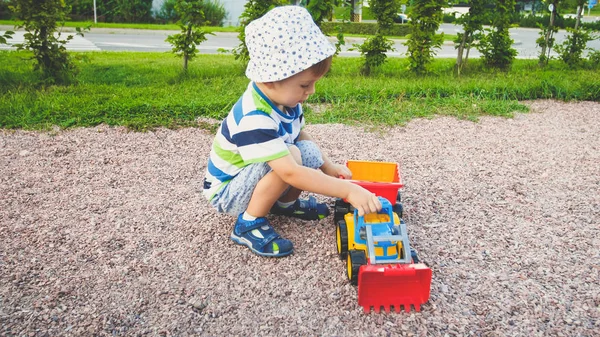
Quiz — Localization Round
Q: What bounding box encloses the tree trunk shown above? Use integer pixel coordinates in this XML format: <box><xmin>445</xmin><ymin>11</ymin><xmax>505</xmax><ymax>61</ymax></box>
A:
<box><xmin>546</xmin><ymin>4</ymin><xmax>556</xmax><ymax>61</ymax></box>
<box><xmin>540</xmin><ymin>2</ymin><xmax>557</xmax><ymax>66</ymax></box>
<box><xmin>455</xmin><ymin>31</ymin><xmax>467</xmax><ymax>76</ymax></box>
<box><xmin>351</xmin><ymin>0</ymin><xmax>362</xmax><ymax>22</ymax></box>
<box><xmin>40</xmin><ymin>26</ymin><xmax>50</xmax><ymax>72</ymax></box>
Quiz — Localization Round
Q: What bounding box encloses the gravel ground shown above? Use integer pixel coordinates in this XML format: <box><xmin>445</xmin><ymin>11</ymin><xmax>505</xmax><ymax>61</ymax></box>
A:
<box><xmin>1</xmin><ymin>100</ymin><xmax>599</xmax><ymax>337</ymax></box>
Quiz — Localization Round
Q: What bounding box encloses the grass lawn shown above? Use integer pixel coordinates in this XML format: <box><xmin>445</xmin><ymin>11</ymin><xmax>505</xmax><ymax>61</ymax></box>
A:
<box><xmin>1</xmin><ymin>50</ymin><xmax>598</xmax><ymax>131</ymax></box>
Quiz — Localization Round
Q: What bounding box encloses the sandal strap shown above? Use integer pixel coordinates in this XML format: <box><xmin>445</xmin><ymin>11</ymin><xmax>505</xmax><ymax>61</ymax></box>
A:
<box><xmin>235</xmin><ymin>217</ymin><xmax>281</xmax><ymax>251</ymax></box>
<box><xmin>304</xmin><ymin>195</ymin><xmax>318</xmax><ymax>210</ymax></box>
<box><xmin>234</xmin><ymin>216</ymin><xmax>269</xmax><ymax>233</ymax></box>
<box><xmin>253</xmin><ymin>230</ymin><xmax>280</xmax><ymax>252</ymax></box>
<box><xmin>298</xmin><ymin>195</ymin><xmax>320</xmax><ymax>217</ymax></box>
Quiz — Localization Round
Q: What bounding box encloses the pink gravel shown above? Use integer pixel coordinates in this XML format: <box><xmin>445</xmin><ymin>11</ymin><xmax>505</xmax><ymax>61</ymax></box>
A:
<box><xmin>0</xmin><ymin>100</ymin><xmax>598</xmax><ymax>336</ymax></box>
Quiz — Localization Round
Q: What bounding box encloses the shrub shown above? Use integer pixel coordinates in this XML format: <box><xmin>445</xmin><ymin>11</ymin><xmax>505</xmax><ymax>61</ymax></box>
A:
<box><xmin>588</xmin><ymin>50</ymin><xmax>600</xmax><ymax>67</ymax></box>
<box><xmin>554</xmin><ymin>28</ymin><xmax>595</xmax><ymax>68</ymax></box>
<box><xmin>9</xmin><ymin>0</ymin><xmax>88</xmax><ymax>84</ymax></box>
<box><xmin>321</xmin><ymin>22</ymin><xmax>410</xmax><ymax>37</ymax></box>
<box><xmin>0</xmin><ymin>0</ymin><xmax>14</xmax><ymax>19</ymax></box>
<box><xmin>155</xmin><ymin>0</ymin><xmax>225</xmax><ymax>26</ymax></box>
<box><xmin>155</xmin><ymin>0</ymin><xmax>178</xmax><ymax>22</ymax></box>
<box><xmin>114</xmin><ymin>0</ymin><xmax>154</xmax><ymax>23</ymax></box>
<box><xmin>517</xmin><ymin>13</ymin><xmax>600</xmax><ymax>31</ymax></box>
<box><xmin>442</xmin><ymin>12</ymin><xmax>457</xmax><ymax>23</ymax></box>
<box><xmin>202</xmin><ymin>0</ymin><xmax>227</xmax><ymax>27</ymax></box>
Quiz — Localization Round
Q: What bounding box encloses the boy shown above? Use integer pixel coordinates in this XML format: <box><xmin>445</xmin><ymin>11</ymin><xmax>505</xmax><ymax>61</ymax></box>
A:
<box><xmin>203</xmin><ymin>6</ymin><xmax>381</xmax><ymax>257</ymax></box>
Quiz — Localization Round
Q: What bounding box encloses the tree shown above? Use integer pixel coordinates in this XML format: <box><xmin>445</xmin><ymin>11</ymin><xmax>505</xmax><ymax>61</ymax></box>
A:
<box><xmin>232</xmin><ymin>0</ymin><xmax>286</xmax><ymax>65</ymax></box>
<box><xmin>554</xmin><ymin>0</ymin><xmax>597</xmax><ymax>67</ymax></box>
<box><xmin>306</xmin><ymin>0</ymin><xmax>346</xmax><ymax>56</ymax></box>
<box><xmin>166</xmin><ymin>0</ymin><xmax>212</xmax><ymax>72</ymax></box>
<box><xmin>346</xmin><ymin>0</ymin><xmax>363</xmax><ymax>22</ymax></box>
<box><xmin>405</xmin><ymin>0</ymin><xmax>446</xmax><ymax>74</ymax></box>
<box><xmin>9</xmin><ymin>0</ymin><xmax>88</xmax><ymax>84</ymax></box>
<box><xmin>306</xmin><ymin>0</ymin><xmax>336</xmax><ymax>27</ymax></box>
<box><xmin>354</xmin><ymin>0</ymin><xmax>397</xmax><ymax>75</ymax></box>
<box><xmin>536</xmin><ymin>0</ymin><xmax>559</xmax><ymax>66</ymax></box>
<box><xmin>476</xmin><ymin>0</ymin><xmax>517</xmax><ymax>70</ymax></box>
<box><xmin>454</xmin><ymin>0</ymin><xmax>487</xmax><ymax>76</ymax></box>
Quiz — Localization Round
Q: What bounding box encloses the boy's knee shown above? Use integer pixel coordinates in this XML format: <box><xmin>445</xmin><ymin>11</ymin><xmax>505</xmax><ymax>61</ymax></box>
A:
<box><xmin>288</xmin><ymin>145</ymin><xmax>302</xmax><ymax>165</ymax></box>
<box><xmin>295</xmin><ymin>140</ymin><xmax>325</xmax><ymax>169</ymax></box>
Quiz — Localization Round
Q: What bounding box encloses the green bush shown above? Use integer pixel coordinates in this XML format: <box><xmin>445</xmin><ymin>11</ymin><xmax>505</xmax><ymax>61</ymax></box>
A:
<box><xmin>155</xmin><ymin>0</ymin><xmax>226</xmax><ymax>26</ymax></box>
<box><xmin>582</xmin><ymin>20</ymin><xmax>600</xmax><ymax>31</ymax></box>
<box><xmin>114</xmin><ymin>0</ymin><xmax>154</xmax><ymax>23</ymax></box>
<box><xmin>588</xmin><ymin>50</ymin><xmax>600</xmax><ymax>68</ymax></box>
<box><xmin>518</xmin><ymin>13</ymin><xmax>600</xmax><ymax>31</ymax></box>
<box><xmin>67</xmin><ymin>0</ymin><xmax>95</xmax><ymax>21</ymax></box>
<box><xmin>0</xmin><ymin>0</ymin><xmax>13</xmax><ymax>19</ymax></box>
<box><xmin>442</xmin><ymin>13</ymin><xmax>458</xmax><ymax>23</ymax></box>
<box><xmin>321</xmin><ymin>22</ymin><xmax>410</xmax><ymax>37</ymax></box>
<box><xmin>155</xmin><ymin>0</ymin><xmax>178</xmax><ymax>22</ymax></box>
<box><xmin>202</xmin><ymin>0</ymin><xmax>227</xmax><ymax>27</ymax></box>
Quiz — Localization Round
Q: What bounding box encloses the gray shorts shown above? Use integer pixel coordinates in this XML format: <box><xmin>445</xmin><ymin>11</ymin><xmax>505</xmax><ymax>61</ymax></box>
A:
<box><xmin>210</xmin><ymin>140</ymin><xmax>324</xmax><ymax>217</ymax></box>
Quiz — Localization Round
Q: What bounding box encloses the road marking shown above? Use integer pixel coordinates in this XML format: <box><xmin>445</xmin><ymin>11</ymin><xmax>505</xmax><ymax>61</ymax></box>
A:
<box><xmin>0</xmin><ymin>31</ymin><xmax>100</xmax><ymax>51</ymax></box>
<box><xmin>95</xmin><ymin>42</ymin><xmax>165</xmax><ymax>48</ymax></box>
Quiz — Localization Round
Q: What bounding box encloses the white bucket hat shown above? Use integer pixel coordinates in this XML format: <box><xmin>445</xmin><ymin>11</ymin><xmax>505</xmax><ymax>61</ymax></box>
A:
<box><xmin>245</xmin><ymin>5</ymin><xmax>336</xmax><ymax>82</ymax></box>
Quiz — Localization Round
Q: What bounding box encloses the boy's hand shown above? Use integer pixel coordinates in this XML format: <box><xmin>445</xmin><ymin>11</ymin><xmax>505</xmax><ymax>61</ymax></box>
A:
<box><xmin>322</xmin><ymin>163</ymin><xmax>352</xmax><ymax>179</ymax></box>
<box><xmin>347</xmin><ymin>185</ymin><xmax>382</xmax><ymax>216</ymax></box>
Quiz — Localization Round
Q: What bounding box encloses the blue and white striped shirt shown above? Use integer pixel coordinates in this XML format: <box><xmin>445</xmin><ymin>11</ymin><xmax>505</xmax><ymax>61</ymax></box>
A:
<box><xmin>203</xmin><ymin>82</ymin><xmax>304</xmax><ymax>200</ymax></box>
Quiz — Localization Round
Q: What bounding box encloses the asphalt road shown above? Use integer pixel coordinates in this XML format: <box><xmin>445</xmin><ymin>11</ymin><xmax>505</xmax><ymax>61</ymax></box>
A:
<box><xmin>2</xmin><ymin>23</ymin><xmax>599</xmax><ymax>59</ymax></box>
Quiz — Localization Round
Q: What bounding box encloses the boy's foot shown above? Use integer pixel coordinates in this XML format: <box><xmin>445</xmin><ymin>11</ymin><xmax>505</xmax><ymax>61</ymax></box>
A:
<box><xmin>230</xmin><ymin>214</ymin><xmax>293</xmax><ymax>257</ymax></box>
<box><xmin>270</xmin><ymin>195</ymin><xmax>330</xmax><ymax>220</ymax></box>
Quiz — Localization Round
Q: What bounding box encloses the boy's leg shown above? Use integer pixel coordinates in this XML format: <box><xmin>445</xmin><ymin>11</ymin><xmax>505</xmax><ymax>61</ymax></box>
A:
<box><xmin>211</xmin><ymin>145</ymin><xmax>302</xmax><ymax>216</ymax></box>
<box><xmin>212</xmin><ymin>154</ymin><xmax>298</xmax><ymax>257</ymax></box>
<box><xmin>277</xmin><ymin>140</ymin><xmax>325</xmax><ymax>202</ymax></box>
<box><xmin>271</xmin><ymin>140</ymin><xmax>330</xmax><ymax>220</ymax></box>
<box><xmin>245</xmin><ymin>145</ymin><xmax>302</xmax><ymax>216</ymax></box>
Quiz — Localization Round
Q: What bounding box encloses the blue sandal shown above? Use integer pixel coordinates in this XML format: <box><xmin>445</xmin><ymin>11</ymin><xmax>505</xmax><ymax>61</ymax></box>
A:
<box><xmin>270</xmin><ymin>195</ymin><xmax>330</xmax><ymax>220</ymax></box>
<box><xmin>230</xmin><ymin>214</ymin><xmax>294</xmax><ymax>257</ymax></box>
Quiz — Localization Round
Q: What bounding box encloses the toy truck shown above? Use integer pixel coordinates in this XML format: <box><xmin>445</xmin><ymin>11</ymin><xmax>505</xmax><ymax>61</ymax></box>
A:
<box><xmin>334</xmin><ymin>161</ymin><xmax>432</xmax><ymax>313</ymax></box>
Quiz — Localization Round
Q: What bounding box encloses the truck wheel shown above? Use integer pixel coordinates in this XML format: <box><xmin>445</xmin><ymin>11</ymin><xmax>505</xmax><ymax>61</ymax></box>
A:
<box><xmin>396</xmin><ymin>191</ymin><xmax>402</xmax><ymax>203</ymax></box>
<box><xmin>334</xmin><ymin>198</ymin><xmax>350</xmax><ymax>224</ymax></box>
<box><xmin>347</xmin><ymin>250</ymin><xmax>367</xmax><ymax>286</ymax></box>
<box><xmin>336</xmin><ymin>220</ymin><xmax>349</xmax><ymax>260</ymax></box>
<box><xmin>411</xmin><ymin>248</ymin><xmax>420</xmax><ymax>264</ymax></box>
<box><xmin>393</xmin><ymin>202</ymin><xmax>403</xmax><ymax>219</ymax></box>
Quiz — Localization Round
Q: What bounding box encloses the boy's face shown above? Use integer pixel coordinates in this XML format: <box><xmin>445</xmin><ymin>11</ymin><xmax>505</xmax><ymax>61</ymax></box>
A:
<box><xmin>266</xmin><ymin>70</ymin><xmax>323</xmax><ymax>110</ymax></box>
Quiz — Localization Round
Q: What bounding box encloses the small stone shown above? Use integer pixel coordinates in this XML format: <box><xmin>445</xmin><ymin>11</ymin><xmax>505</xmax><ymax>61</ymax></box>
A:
<box><xmin>19</xmin><ymin>150</ymin><xmax>30</xmax><ymax>156</ymax></box>
<box><xmin>329</xmin><ymin>292</ymin><xmax>341</xmax><ymax>300</ymax></box>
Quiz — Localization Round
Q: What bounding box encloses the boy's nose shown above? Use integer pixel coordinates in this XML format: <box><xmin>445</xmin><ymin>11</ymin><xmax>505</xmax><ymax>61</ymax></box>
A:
<box><xmin>306</xmin><ymin>84</ymin><xmax>316</xmax><ymax>95</ymax></box>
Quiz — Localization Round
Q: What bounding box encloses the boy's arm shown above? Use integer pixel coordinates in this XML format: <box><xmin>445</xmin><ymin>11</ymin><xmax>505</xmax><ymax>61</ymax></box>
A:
<box><xmin>297</xmin><ymin>130</ymin><xmax>352</xmax><ymax>179</ymax></box>
<box><xmin>268</xmin><ymin>154</ymin><xmax>380</xmax><ymax>216</ymax></box>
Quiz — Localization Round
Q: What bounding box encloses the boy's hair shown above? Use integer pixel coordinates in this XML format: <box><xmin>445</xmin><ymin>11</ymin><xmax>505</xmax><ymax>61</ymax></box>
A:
<box><xmin>307</xmin><ymin>56</ymin><xmax>333</xmax><ymax>78</ymax></box>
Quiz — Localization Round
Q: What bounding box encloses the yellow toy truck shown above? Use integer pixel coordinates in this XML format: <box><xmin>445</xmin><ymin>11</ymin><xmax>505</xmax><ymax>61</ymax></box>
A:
<box><xmin>334</xmin><ymin>160</ymin><xmax>432</xmax><ymax>313</ymax></box>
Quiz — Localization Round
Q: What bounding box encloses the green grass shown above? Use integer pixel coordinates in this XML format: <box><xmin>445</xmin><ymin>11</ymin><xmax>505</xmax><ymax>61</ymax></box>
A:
<box><xmin>1</xmin><ymin>51</ymin><xmax>598</xmax><ymax>131</ymax></box>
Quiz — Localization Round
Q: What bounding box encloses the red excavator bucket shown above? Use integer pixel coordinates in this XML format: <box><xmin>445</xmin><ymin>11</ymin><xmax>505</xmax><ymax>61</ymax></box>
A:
<box><xmin>358</xmin><ymin>263</ymin><xmax>432</xmax><ymax>313</ymax></box>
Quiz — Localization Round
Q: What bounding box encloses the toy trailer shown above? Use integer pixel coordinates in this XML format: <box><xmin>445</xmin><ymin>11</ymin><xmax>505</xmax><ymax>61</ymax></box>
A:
<box><xmin>334</xmin><ymin>160</ymin><xmax>404</xmax><ymax>224</ymax></box>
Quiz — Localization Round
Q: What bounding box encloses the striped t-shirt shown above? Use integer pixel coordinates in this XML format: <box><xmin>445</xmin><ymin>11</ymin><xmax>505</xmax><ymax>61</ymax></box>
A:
<box><xmin>203</xmin><ymin>82</ymin><xmax>304</xmax><ymax>200</ymax></box>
